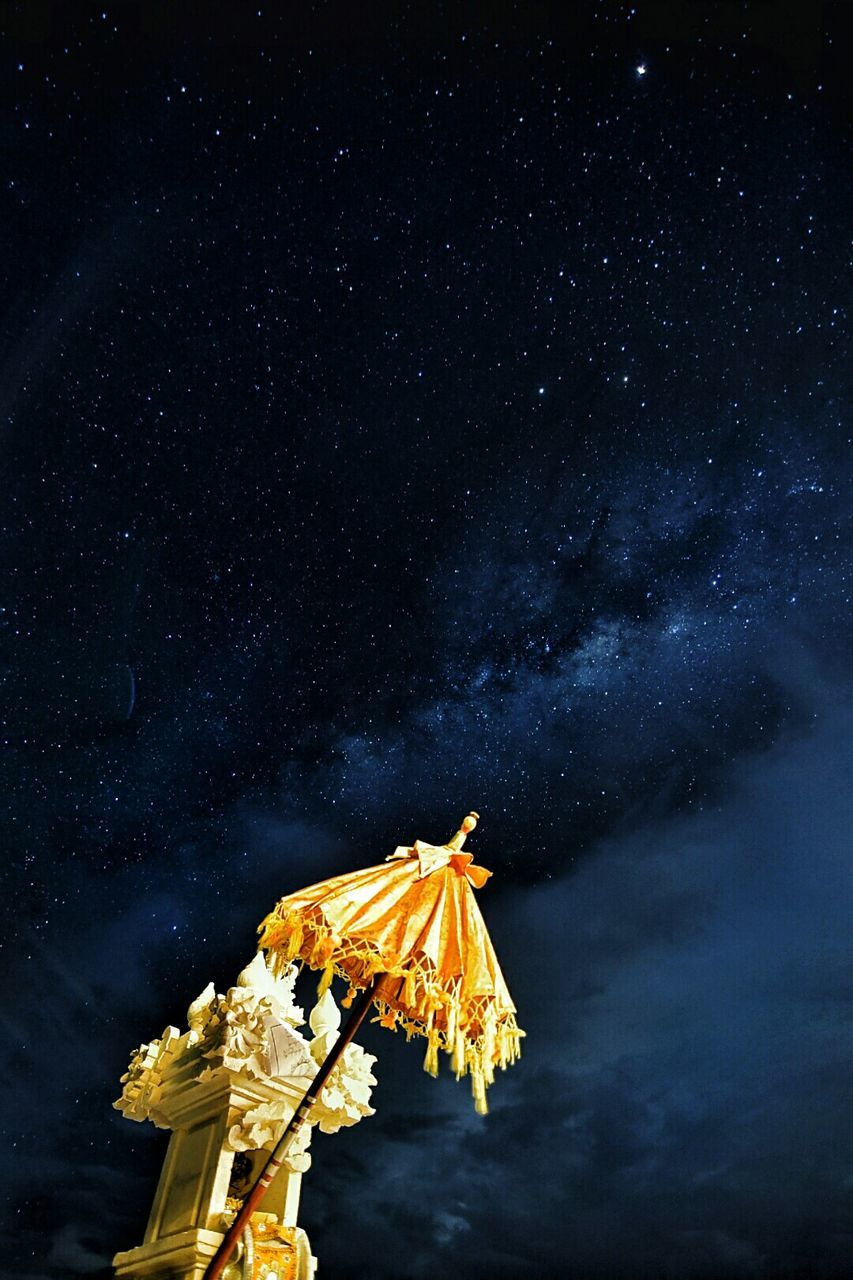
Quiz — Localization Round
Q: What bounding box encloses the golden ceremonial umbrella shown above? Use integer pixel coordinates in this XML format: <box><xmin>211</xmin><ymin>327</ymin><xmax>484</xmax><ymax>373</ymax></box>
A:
<box><xmin>205</xmin><ymin>812</ymin><xmax>523</xmax><ymax>1280</ymax></box>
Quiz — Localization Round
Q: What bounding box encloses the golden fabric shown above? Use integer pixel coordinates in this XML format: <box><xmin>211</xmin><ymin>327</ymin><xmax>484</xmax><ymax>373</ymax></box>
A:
<box><xmin>258</xmin><ymin>815</ymin><xmax>523</xmax><ymax>1114</ymax></box>
<box><xmin>248</xmin><ymin>1217</ymin><xmax>298</xmax><ymax>1280</ymax></box>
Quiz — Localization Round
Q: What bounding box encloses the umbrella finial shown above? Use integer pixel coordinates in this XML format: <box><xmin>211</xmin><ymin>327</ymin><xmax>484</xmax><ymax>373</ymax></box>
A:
<box><xmin>447</xmin><ymin>811</ymin><xmax>480</xmax><ymax>851</ymax></box>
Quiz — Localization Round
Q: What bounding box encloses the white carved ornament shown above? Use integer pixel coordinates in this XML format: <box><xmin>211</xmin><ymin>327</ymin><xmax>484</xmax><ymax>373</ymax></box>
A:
<box><xmin>114</xmin><ymin>952</ymin><xmax>377</xmax><ymax>1164</ymax></box>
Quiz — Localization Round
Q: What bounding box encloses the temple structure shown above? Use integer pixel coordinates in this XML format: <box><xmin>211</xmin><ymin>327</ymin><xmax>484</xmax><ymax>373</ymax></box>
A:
<box><xmin>113</xmin><ymin>952</ymin><xmax>377</xmax><ymax>1280</ymax></box>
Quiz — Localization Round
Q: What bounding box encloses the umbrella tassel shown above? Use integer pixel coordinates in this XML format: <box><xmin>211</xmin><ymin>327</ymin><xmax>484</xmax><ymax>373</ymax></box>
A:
<box><xmin>472</xmin><ymin>1065</ymin><xmax>488</xmax><ymax>1116</ymax></box>
<box><xmin>445</xmin><ymin>998</ymin><xmax>458</xmax><ymax>1049</ymax></box>
<box><xmin>318</xmin><ymin>958</ymin><xmax>335</xmax><ymax>996</ymax></box>
<box><xmin>286</xmin><ymin>918</ymin><xmax>304</xmax><ymax>963</ymax></box>
<box><xmin>497</xmin><ymin>1025</ymin><xmax>508</xmax><ymax>1069</ymax></box>
<box><xmin>423</xmin><ymin>1030</ymin><xmax>440</xmax><ymax>1077</ymax></box>
<box><xmin>483</xmin><ymin>1010</ymin><xmax>496</xmax><ymax>1069</ymax></box>
<box><xmin>452</xmin><ymin>1027</ymin><xmax>466</xmax><ymax>1077</ymax></box>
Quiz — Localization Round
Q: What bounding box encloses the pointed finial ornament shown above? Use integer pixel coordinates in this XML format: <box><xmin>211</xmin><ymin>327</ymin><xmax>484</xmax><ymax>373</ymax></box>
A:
<box><xmin>447</xmin><ymin>811</ymin><xmax>480</xmax><ymax>852</ymax></box>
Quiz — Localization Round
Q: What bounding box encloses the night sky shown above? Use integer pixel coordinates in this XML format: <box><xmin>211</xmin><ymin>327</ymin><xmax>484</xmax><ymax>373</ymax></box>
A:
<box><xmin>1</xmin><ymin>3</ymin><xmax>851</xmax><ymax>1277</ymax></box>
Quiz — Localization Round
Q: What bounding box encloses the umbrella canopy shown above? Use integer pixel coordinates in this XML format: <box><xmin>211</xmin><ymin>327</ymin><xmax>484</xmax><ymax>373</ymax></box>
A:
<box><xmin>258</xmin><ymin>813</ymin><xmax>523</xmax><ymax>1113</ymax></box>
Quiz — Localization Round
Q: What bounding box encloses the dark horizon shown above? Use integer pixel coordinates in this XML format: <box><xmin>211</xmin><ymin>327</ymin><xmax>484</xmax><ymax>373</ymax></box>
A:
<box><xmin>1</xmin><ymin>3</ymin><xmax>851</xmax><ymax>1277</ymax></box>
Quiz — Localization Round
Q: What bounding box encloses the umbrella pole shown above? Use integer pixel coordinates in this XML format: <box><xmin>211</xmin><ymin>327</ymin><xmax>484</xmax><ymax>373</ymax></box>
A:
<box><xmin>203</xmin><ymin>974</ymin><xmax>386</xmax><ymax>1280</ymax></box>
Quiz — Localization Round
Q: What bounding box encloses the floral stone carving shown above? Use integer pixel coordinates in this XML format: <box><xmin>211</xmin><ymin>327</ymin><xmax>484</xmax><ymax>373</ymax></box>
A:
<box><xmin>114</xmin><ymin>952</ymin><xmax>377</xmax><ymax>1166</ymax></box>
<box><xmin>306</xmin><ymin>991</ymin><xmax>377</xmax><ymax>1134</ymax></box>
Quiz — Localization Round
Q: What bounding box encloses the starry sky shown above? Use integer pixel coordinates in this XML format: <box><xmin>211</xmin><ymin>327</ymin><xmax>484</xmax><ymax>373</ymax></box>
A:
<box><xmin>1</xmin><ymin>3</ymin><xmax>851</xmax><ymax>1277</ymax></box>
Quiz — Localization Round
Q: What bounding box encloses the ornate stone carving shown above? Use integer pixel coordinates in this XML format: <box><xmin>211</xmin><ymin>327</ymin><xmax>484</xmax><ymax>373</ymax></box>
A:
<box><xmin>114</xmin><ymin>955</ymin><xmax>377</xmax><ymax>1147</ymax></box>
<box><xmin>187</xmin><ymin>982</ymin><xmax>216</xmax><ymax>1043</ymax></box>
<box><xmin>305</xmin><ymin>991</ymin><xmax>377</xmax><ymax>1134</ymax></box>
<box><xmin>185</xmin><ymin>955</ymin><xmax>315</xmax><ymax>1088</ymax></box>
<box><xmin>226</xmin><ymin>1101</ymin><xmax>312</xmax><ymax>1172</ymax></box>
<box><xmin>197</xmin><ymin>984</ymin><xmax>277</xmax><ymax>1081</ymax></box>
<box><xmin>237</xmin><ymin>951</ymin><xmax>303</xmax><ymax>1027</ymax></box>
<box><xmin>114</xmin><ymin>1026</ymin><xmax>180</xmax><ymax>1125</ymax></box>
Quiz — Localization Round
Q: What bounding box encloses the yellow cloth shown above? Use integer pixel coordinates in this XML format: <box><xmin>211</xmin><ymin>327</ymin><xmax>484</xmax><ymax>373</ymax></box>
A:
<box><xmin>258</xmin><ymin>835</ymin><xmax>523</xmax><ymax>1114</ymax></box>
<box><xmin>248</xmin><ymin>1217</ymin><xmax>298</xmax><ymax>1280</ymax></box>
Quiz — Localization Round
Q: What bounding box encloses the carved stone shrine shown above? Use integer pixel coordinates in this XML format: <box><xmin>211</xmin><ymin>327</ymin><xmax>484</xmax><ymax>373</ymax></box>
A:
<box><xmin>113</xmin><ymin>952</ymin><xmax>377</xmax><ymax>1279</ymax></box>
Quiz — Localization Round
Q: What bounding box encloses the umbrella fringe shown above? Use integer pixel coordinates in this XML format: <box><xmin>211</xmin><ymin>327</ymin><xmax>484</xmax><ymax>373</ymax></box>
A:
<box><xmin>258</xmin><ymin>905</ymin><xmax>524</xmax><ymax>1112</ymax></box>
